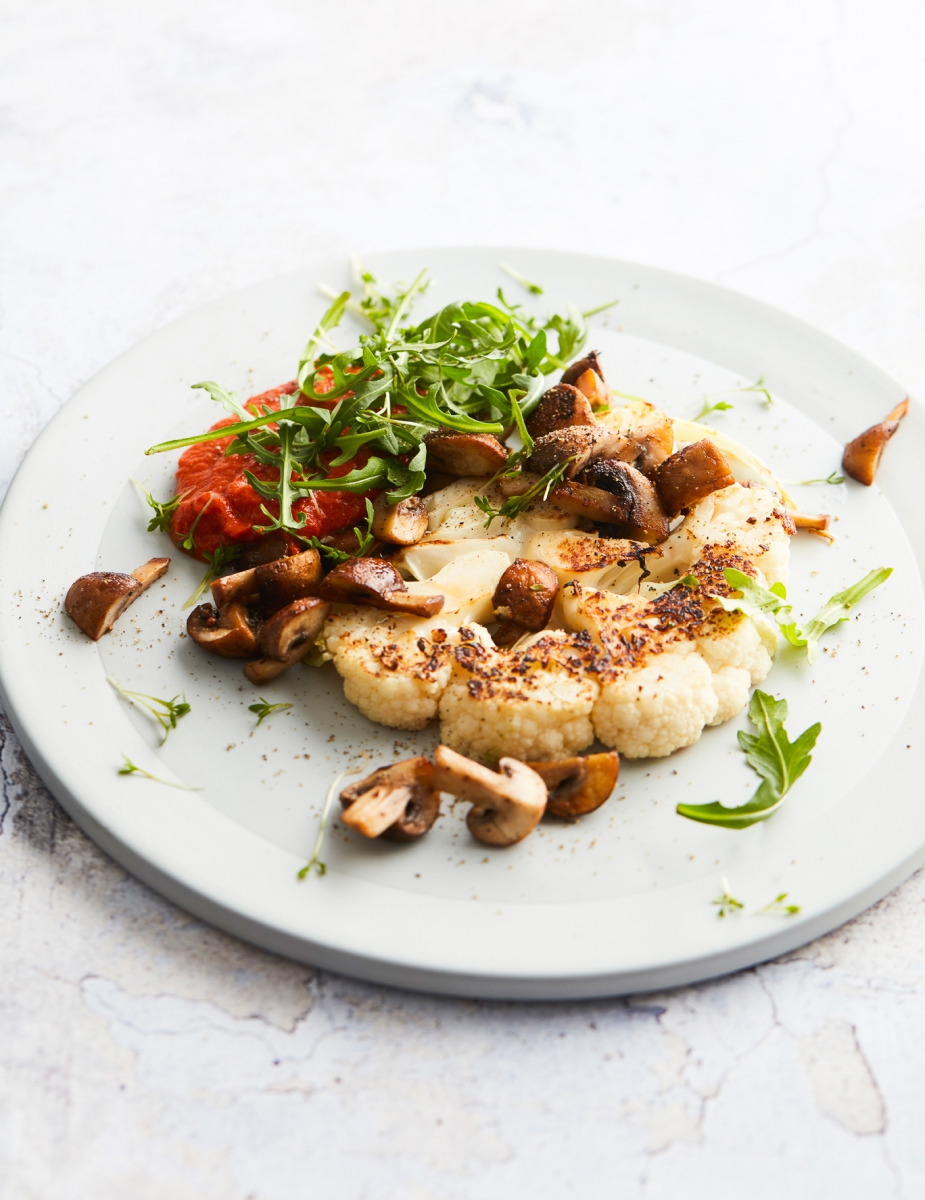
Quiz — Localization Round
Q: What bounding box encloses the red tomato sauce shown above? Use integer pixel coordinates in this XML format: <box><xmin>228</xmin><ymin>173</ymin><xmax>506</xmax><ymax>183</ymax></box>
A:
<box><xmin>169</xmin><ymin>378</ymin><xmax>377</xmax><ymax>559</ymax></box>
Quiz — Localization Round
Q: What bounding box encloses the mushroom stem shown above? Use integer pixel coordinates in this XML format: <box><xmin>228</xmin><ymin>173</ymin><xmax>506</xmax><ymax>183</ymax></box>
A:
<box><xmin>786</xmin><ymin>509</ymin><xmax>833</xmax><ymax>541</ymax></box>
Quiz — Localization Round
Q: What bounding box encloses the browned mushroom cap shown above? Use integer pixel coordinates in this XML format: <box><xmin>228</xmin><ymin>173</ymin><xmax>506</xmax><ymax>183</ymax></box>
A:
<box><xmin>235</xmin><ymin>532</ymin><xmax>293</xmax><ymax>570</ymax></box>
<box><xmin>340</xmin><ymin>756</ymin><xmax>440</xmax><ymax>842</ymax></box>
<box><xmin>318</xmin><ymin>557</ymin><xmax>444</xmax><ymax>617</ymax></box>
<box><xmin>525</xmin><ymin>426</ymin><xmax>631</xmax><ymax>480</ymax></box>
<box><xmin>579</xmin><ymin>460</ymin><xmax>670</xmax><ymax>545</ymax></box>
<box><xmin>187</xmin><ymin>602</ymin><xmax>260</xmax><ymax>657</ymax></box>
<box><xmin>561</xmin><ymin>350</ymin><xmax>607</xmax><ymax>388</ymax></box>
<box><xmin>656</xmin><ymin>439</ymin><xmax>736</xmax><ymax>517</ymax></box>
<box><xmin>492</xmin><ymin>559</ymin><xmax>559</xmax><ymax>630</ymax></box>
<box><xmin>526</xmin><ymin>384</ymin><xmax>595</xmax><ymax>439</ymax></box>
<box><xmin>258</xmin><ymin>597</ymin><xmax>330</xmax><ymax>661</ymax></box>
<box><xmin>423</xmin><ymin>430</ymin><xmax>509</xmax><ymax>477</ymax></box>
<box><xmin>371</xmin><ymin>494</ymin><xmax>429</xmax><ymax>545</ymax></box>
<box><xmin>842</xmin><ymin>398</ymin><xmax>909</xmax><ymax>486</ymax></box>
<box><xmin>253</xmin><ymin>549</ymin><xmax>322</xmax><ymax>613</ymax></box>
<box><xmin>432</xmin><ymin>744</ymin><xmax>547</xmax><ymax>847</ymax></box>
<box><xmin>527</xmin><ymin>752</ymin><xmax>620</xmax><ymax>818</ymax></box>
<box><xmin>65</xmin><ymin>557</ymin><xmax>170</xmax><ymax>640</ymax></box>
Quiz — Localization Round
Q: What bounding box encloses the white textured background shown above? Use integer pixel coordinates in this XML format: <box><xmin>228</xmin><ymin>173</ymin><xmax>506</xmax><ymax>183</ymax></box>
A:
<box><xmin>3</xmin><ymin>2</ymin><xmax>925</xmax><ymax>1196</ymax></box>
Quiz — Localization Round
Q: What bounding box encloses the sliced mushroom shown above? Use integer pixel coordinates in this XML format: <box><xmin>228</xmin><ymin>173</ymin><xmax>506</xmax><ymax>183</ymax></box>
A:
<box><xmin>318</xmin><ymin>557</ymin><xmax>444</xmax><ymax>617</ymax></box>
<box><xmin>492</xmin><ymin>559</ymin><xmax>559</xmax><ymax>630</ymax></box>
<box><xmin>340</xmin><ymin>757</ymin><xmax>440</xmax><ymax>842</ymax></box>
<box><xmin>786</xmin><ymin>509</ymin><xmax>833</xmax><ymax>541</ymax></box>
<box><xmin>656</xmin><ymin>439</ymin><xmax>736</xmax><ymax>517</ymax></box>
<box><xmin>628</xmin><ymin>413</ymin><xmax>675</xmax><ymax>477</ymax></box>
<box><xmin>371</xmin><ymin>494</ymin><xmax>429</xmax><ymax>545</ymax></box>
<box><xmin>432</xmin><ymin>744</ymin><xmax>547</xmax><ymax>847</ymax></box>
<box><xmin>210</xmin><ymin>566</ymin><xmax>259</xmax><ymax>610</ymax></box>
<box><xmin>525</xmin><ymin>426</ymin><xmax>631</xmax><ymax>480</ymax></box>
<box><xmin>65</xmin><ymin>557</ymin><xmax>170</xmax><ymax>640</ymax></box>
<box><xmin>235</xmin><ymin>532</ymin><xmax>294</xmax><ymax>570</ymax></box>
<box><xmin>579</xmin><ymin>460</ymin><xmax>670</xmax><ymax>544</ymax></box>
<box><xmin>528</xmin><ymin>752</ymin><xmax>620</xmax><ymax>818</ymax></box>
<box><xmin>187</xmin><ymin>601</ymin><xmax>260</xmax><ymax>657</ymax></box>
<box><xmin>253</xmin><ymin>549</ymin><xmax>322</xmax><ymax>613</ymax></box>
<box><xmin>258</xmin><ymin>597</ymin><xmax>330</xmax><ymax>661</ymax></box>
<box><xmin>547</xmin><ymin>480</ymin><xmax>631</xmax><ymax>524</ymax></box>
<box><xmin>423</xmin><ymin>431</ymin><xmax>509</xmax><ymax>477</ymax></box>
<box><xmin>842</xmin><ymin>398</ymin><xmax>908</xmax><ymax>485</ymax></box>
<box><xmin>243</xmin><ymin>657</ymin><xmax>292</xmax><ymax>684</ymax></box>
<box><xmin>526</xmin><ymin>384</ymin><xmax>595</xmax><ymax>439</ymax></box>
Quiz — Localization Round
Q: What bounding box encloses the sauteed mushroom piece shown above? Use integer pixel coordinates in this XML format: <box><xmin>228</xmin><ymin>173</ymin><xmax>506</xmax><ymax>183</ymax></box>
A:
<box><xmin>318</xmin><ymin>557</ymin><xmax>444</xmax><ymax>617</ymax></box>
<box><xmin>423</xmin><ymin>430</ymin><xmax>508</xmax><ymax>477</ymax></box>
<box><xmin>432</xmin><ymin>745</ymin><xmax>547</xmax><ymax>847</ymax></box>
<box><xmin>548</xmin><ymin>480</ymin><xmax>633</xmax><ymax>524</ymax></box>
<box><xmin>561</xmin><ymin>350</ymin><xmax>607</xmax><ymax>388</ymax></box>
<box><xmin>786</xmin><ymin>509</ymin><xmax>833</xmax><ymax>541</ymax></box>
<box><xmin>627</xmin><ymin>413</ymin><xmax>675</xmax><ymax>477</ymax></box>
<box><xmin>525</xmin><ymin>426</ymin><xmax>629</xmax><ymax>480</ymax></box>
<box><xmin>526</xmin><ymin>384</ymin><xmax>595</xmax><ymax>439</ymax></box>
<box><xmin>492</xmin><ymin>620</ymin><xmax>528</xmax><ymax>648</ymax></box>
<box><xmin>371</xmin><ymin>494</ymin><xmax>429</xmax><ymax>545</ymax></box>
<box><xmin>528</xmin><ymin>752</ymin><xmax>620</xmax><ymax>818</ymax></box>
<box><xmin>210</xmin><ymin>566</ymin><xmax>259</xmax><ymax>610</ymax></box>
<box><xmin>253</xmin><ymin>549</ymin><xmax>322</xmax><ymax>612</ymax></box>
<box><xmin>65</xmin><ymin>557</ymin><xmax>170</xmax><ymax>640</ymax></box>
<box><xmin>580</xmin><ymin>460</ymin><xmax>670</xmax><ymax>544</ymax></box>
<box><xmin>236</xmin><ymin>532</ymin><xmax>293</xmax><ymax>570</ymax></box>
<box><xmin>842</xmin><ymin>398</ymin><xmax>909</xmax><ymax>485</ymax></box>
<box><xmin>492</xmin><ymin>559</ymin><xmax>559</xmax><ymax>631</ymax></box>
<box><xmin>340</xmin><ymin>757</ymin><xmax>440</xmax><ymax>842</ymax></box>
<box><xmin>186</xmin><ymin>601</ymin><xmax>260</xmax><ymax>657</ymax></box>
<box><xmin>258</xmin><ymin>597</ymin><xmax>330</xmax><ymax>661</ymax></box>
<box><xmin>656</xmin><ymin>439</ymin><xmax>736</xmax><ymax>516</ymax></box>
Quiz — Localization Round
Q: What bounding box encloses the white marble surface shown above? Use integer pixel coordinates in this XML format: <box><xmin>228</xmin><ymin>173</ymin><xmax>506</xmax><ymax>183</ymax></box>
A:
<box><xmin>3</xmin><ymin>1</ymin><xmax>925</xmax><ymax>1195</ymax></box>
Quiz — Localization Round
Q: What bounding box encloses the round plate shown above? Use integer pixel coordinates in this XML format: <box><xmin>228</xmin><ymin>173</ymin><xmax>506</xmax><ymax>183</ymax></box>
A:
<box><xmin>1</xmin><ymin>248</ymin><xmax>921</xmax><ymax>1000</ymax></box>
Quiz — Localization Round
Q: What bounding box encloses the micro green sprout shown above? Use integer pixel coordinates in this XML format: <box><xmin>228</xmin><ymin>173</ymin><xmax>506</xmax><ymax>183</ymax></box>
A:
<box><xmin>183</xmin><ymin>543</ymin><xmax>242</xmax><ymax>609</ymax></box>
<box><xmin>298</xmin><ymin>767</ymin><xmax>362</xmax><ymax>879</ymax></box>
<box><xmin>107</xmin><ymin>676</ymin><xmax>191</xmax><ymax>744</ymax></box>
<box><xmin>118</xmin><ymin>754</ymin><xmax>203</xmax><ymax>790</ymax></box>
<box><xmin>713</xmin><ymin>877</ymin><xmax>744</xmax><ymax>918</ymax></box>
<box><xmin>755</xmin><ymin>892</ymin><xmax>801</xmax><ymax>917</ymax></box>
<box><xmin>248</xmin><ymin>698</ymin><xmax>293</xmax><ymax>727</ymax></box>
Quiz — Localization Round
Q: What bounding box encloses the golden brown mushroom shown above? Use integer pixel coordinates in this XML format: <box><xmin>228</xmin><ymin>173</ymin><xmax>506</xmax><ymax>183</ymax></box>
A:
<box><xmin>65</xmin><ymin>557</ymin><xmax>170</xmax><ymax>640</ymax></box>
<box><xmin>235</xmin><ymin>533</ymin><xmax>293</xmax><ymax>570</ymax></box>
<box><xmin>526</xmin><ymin>384</ymin><xmax>595</xmax><ymax>439</ymax></box>
<box><xmin>656</xmin><ymin>439</ymin><xmax>736</xmax><ymax>517</ymax></box>
<box><xmin>340</xmin><ymin>757</ymin><xmax>440</xmax><ymax>842</ymax></box>
<box><xmin>318</xmin><ymin>557</ymin><xmax>444</xmax><ymax>617</ymax></box>
<box><xmin>786</xmin><ymin>509</ymin><xmax>833</xmax><ymax>541</ymax></box>
<box><xmin>210</xmin><ymin>566</ymin><xmax>259</xmax><ymax>610</ymax></box>
<box><xmin>423</xmin><ymin>430</ymin><xmax>509</xmax><ymax>477</ymax></box>
<box><xmin>492</xmin><ymin>559</ymin><xmax>559</xmax><ymax>631</ymax></box>
<box><xmin>527</xmin><ymin>752</ymin><xmax>620</xmax><ymax>818</ymax></box>
<box><xmin>371</xmin><ymin>494</ymin><xmax>429</xmax><ymax>545</ymax></box>
<box><xmin>258</xmin><ymin>597</ymin><xmax>330</xmax><ymax>661</ymax></box>
<box><xmin>432</xmin><ymin>745</ymin><xmax>547</xmax><ymax>847</ymax></box>
<box><xmin>186</xmin><ymin>602</ymin><xmax>260</xmax><ymax>657</ymax></box>
<box><xmin>253</xmin><ymin>549</ymin><xmax>322</xmax><ymax>612</ymax></box>
<box><xmin>842</xmin><ymin>398</ymin><xmax>909</xmax><ymax>485</ymax></box>
<box><xmin>561</xmin><ymin>351</ymin><xmax>609</xmax><ymax>410</ymax></box>
<box><xmin>525</xmin><ymin>426</ymin><xmax>631</xmax><ymax>480</ymax></box>
<box><xmin>579</xmin><ymin>460</ymin><xmax>670</xmax><ymax>544</ymax></box>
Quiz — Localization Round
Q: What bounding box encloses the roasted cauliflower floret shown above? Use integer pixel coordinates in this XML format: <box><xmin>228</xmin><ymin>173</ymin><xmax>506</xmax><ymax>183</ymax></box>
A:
<box><xmin>647</xmin><ymin>483</ymin><xmax>794</xmax><ymax>588</ymax></box>
<box><xmin>438</xmin><ymin>632</ymin><xmax>600</xmax><ymax>762</ymax></box>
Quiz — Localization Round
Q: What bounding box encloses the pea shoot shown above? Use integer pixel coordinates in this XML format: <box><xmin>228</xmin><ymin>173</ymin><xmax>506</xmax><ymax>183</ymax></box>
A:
<box><xmin>248</xmin><ymin>698</ymin><xmax>293</xmax><ymax>727</ymax></box>
<box><xmin>107</xmin><ymin>676</ymin><xmax>191</xmax><ymax>744</ymax></box>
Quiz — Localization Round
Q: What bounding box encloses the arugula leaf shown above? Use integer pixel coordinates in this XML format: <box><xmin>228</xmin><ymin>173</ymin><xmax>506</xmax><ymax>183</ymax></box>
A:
<box><xmin>714</xmin><ymin>568</ymin><xmax>792</xmax><ymax>621</ymax></box>
<box><xmin>133</xmin><ymin>482</ymin><xmax>182</xmax><ymax>534</ymax></box>
<box><xmin>474</xmin><ymin>458</ymin><xmax>575</xmax><ymax>528</ymax></box>
<box><xmin>693</xmin><ymin>398</ymin><xmax>734</xmax><ymax>421</ymax></box>
<box><xmin>677</xmin><ymin>690</ymin><xmax>821</xmax><ymax>829</ymax></box>
<box><xmin>797</xmin><ymin>567</ymin><xmax>892</xmax><ymax>664</ymax></box>
<box><xmin>297</xmin><ymin>291</ymin><xmax>350</xmax><ymax>388</ymax></box>
<box><xmin>499</xmin><ymin>261</ymin><xmax>544</xmax><ymax>295</ymax></box>
<box><xmin>192</xmin><ymin>380</ymin><xmax>251</xmax><ymax>421</ymax></box>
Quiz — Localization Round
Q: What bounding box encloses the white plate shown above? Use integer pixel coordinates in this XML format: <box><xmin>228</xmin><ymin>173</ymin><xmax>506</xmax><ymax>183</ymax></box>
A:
<box><xmin>1</xmin><ymin>248</ymin><xmax>922</xmax><ymax>1000</ymax></box>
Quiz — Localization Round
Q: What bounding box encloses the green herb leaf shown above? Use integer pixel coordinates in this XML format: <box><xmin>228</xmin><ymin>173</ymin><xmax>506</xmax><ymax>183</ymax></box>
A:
<box><xmin>132</xmin><ymin>481</ymin><xmax>182</xmax><ymax>534</ymax></box>
<box><xmin>117</xmin><ymin>754</ymin><xmax>202</xmax><ymax>790</ymax></box>
<box><xmin>499</xmin><ymin>261</ymin><xmax>544</xmax><ymax>295</ymax></box>
<box><xmin>299</xmin><ymin>767</ymin><xmax>362</xmax><ymax>879</ymax></box>
<box><xmin>678</xmin><ymin>690</ymin><xmax>821</xmax><ymax>829</ymax></box>
<box><xmin>755</xmin><ymin>892</ymin><xmax>801</xmax><ymax>917</ymax></box>
<box><xmin>693</xmin><ymin>398</ymin><xmax>734</xmax><ymax>421</ymax></box>
<box><xmin>192</xmin><ymin>380</ymin><xmax>252</xmax><ymax>421</ymax></box>
<box><xmin>475</xmin><ymin>458</ymin><xmax>575</xmax><ymax>528</ymax></box>
<box><xmin>796</xmin><ymin>470</ymin><xmax>846</xmax><ymax>486</ymax></box>
<box><xmin>713</xmin><ymin>876</ymin><xmax>744</xmax><ymax>918</ymax></box>
<box><xmin>183</xmin><ymin>543</ymin><xmax>242</xmax><ymax>609</ymax></box>
<box><xmin>714</xmin><ymin>568</ymin><xmax>792</xmax><ymax>621</ymax></box>
<box><xmin>798</xmin><ymin>567</ymin><xmax>892</xmax><ymax>664</ymax></box>
<box><xmin>108</xmin><ymin>676</ymin><xmax>191</xmax><ymax>744</ymax></box>
<box><xmin>248</xmin><ymin>697</ymin><xmax>293</xmax><ymax>727</ymax></box>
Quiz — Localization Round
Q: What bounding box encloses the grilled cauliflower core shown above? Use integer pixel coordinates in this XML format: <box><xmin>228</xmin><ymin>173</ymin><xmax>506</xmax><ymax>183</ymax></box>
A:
<box><xmin>323</xmin><ymin>450</ymin><xmax>794</xmax><ymax>759</ymax></box>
